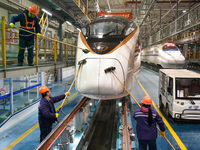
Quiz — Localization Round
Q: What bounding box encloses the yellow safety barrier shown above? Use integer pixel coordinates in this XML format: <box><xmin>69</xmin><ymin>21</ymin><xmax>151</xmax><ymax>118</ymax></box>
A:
<box><xmin>0</xmin><ymin>16</ymin><xmax>83</xmax><ymax>68</ymax></box>
<box><xmin>1</xmin><ymin>16</ymin><xmax>6</xmax><ymax>68</ymax></box>
<box><xmin>65</xmin><ymin>37</ymin><xmax>69</xmax><ymax>63</ymax></box>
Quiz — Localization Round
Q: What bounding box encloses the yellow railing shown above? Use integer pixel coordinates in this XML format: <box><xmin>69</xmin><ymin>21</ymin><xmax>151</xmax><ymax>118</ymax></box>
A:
<box><xmin>0</xmin><ymin>16</ymin><xmax>83</xmax><ymax>68</ymax></box>
<box><xmin>74</xmin><ymin>0</ymin><xmax>88</xmax><ymax>17</ymax></box>
<box><xmin>1</xmin><ymin>16</ymin><xmax>6</xmax><ymax>68</ymax></box>
<box><xmin>39</xmin><ymin>12</ymin><xmax>48</xmax><ymax>36</ymax></box>
<box><xmin>184</xmin><ymin>51</ymin><xmax>200</xmax><ymax>60</ymax></box>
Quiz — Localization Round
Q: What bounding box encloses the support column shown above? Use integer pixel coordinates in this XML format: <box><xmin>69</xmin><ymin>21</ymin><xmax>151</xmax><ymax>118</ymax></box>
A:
<box><xmin>37</xmin><ymin>73</ymin><xmax>39</xmax><ymax>98</ymax></box>
<box><xmin>9</xmin><ymin>78</ymin><xmax>13</xmax><ymax>114</ymax></box>
<box><xmin>1</xmin><ymin>16</ymin><xmax>6</xmax><ymax>68</ymax></box>
<box><xmin>0</xmin><ymin>79</ymin><xmax>4</xmax><ymax>88</ymax></box>
<box><xmin>160</xmin><ymin>8</ymin><xmax>162</xmax><ymax>40</ymax></box>
<box><xmin>58</xmin><ymin>20</ymin><xmax>64</xmax><ymax>59</ymax></box>
<box><xmin>135</xmin><ymin>0</ymin><xmax>137</xmax><ymax>19</ymax></box>
<box><xmin>176</xmin><ymin>0</ymin><xmax>179</xmax><ymax>19</ymax></box>
<box><xmin>28</xmin><ymin>75</ymin><xmax>30</xmax><ymax>102</ymax></box>
<box><xmin>40</xmin><ymin>72</ymin><xmax>46</xmax><ymax>86</ymax></box>
<box><xmin>150</xmin><ymin>19</ymin><xmax>152</xmax><ymax>45</ymax></box>
<box><xmin>175</xmin><ymin>0</ymin><xmax>178</xmax><ymax>33</ymax></box>
<box><xmin>56</xmin><ymin>68</ymin><xmax>62</xmax><ymax>81</ymax></box>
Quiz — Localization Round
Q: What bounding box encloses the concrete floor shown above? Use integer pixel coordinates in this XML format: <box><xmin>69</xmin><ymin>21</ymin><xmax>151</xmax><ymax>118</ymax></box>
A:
<box><xmin>130</xmin><ymin>67</ymin><xmax>200</xmax><ymax>150</ymax></box>
<box><xmin>1</xmin><ymin>66</ymin><xmax>200</xmax><ymax>150</ymax></box>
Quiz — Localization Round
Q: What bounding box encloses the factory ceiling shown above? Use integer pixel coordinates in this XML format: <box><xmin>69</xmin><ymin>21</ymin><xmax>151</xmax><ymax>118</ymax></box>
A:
<box><xmin>1</xmin><ymin>0</ymin><xmax>199</xmax><ymax>32</ymax></box>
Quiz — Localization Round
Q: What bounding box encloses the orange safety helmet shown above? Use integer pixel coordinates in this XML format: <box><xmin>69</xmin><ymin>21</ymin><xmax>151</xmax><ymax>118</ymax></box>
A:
<box><xmin>28</xmin><ymin>5</ymin><xmax>39</xmax><ymax>15</ymax></box>
<box><xmin>39</xmin><ymin>86</ymin><xmax>50</xmax><ymax>94</ymax></box>
<box><xmin>141</xmin><ymin>96</ymin><xmax>152</xmax><ymax>105</ymax></box>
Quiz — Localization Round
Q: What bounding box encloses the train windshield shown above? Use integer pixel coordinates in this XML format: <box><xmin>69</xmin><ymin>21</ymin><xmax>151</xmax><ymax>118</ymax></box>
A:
<box><xmin>82</xmin><ymin>15</ymin><xmax>137</xmax><ymax>38</ymax></box>
<box><xmin>89</xmin><ymin>21</ymin><xmax>126</xmax><ymax>38</ymax></box>
<box><xmin>81</xmin><ymin>15</ymin><xmax>137</xmax><ymax>54</ymax></box>
<box><xmin>176</xmin><ymin>78</ymin><xmax>200</xmax><ymax>99</ymax></box>
<box><xmin>163</xmin><ymin>45</ymin><xmax>179</xmax><ymax>51</ymax></box>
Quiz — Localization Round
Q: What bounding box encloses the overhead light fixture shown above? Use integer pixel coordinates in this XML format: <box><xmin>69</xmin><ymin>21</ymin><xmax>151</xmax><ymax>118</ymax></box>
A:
<box><xmin>66</xmin><ymin>21</ymin><xmax>72</xmax><ymax>26</ymax></box>
<box><xmin>42</xmin><ymin>8</ymin><xmax>52</xmax><ymax>16</ymax></box>
<box><xmin>183</xmin><ymin>10</ymin><xmax>186</xmax><ymax>13</ymax></box>
<box><xmin>118</xmin><ymin>102</ymin><xmax>122</xmax><ymax>107</ymax></box>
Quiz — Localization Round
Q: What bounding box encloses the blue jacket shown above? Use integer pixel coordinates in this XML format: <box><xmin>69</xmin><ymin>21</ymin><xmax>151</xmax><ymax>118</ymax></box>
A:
<box><xmin>133</xmin><ymin>106</ymin><xmax>165</xmax><ymax>140</ymax></box>
<box><xmin>38</xmin><ymin>94</ymin><xmax>65</xmax><ymax>128</ymax></box>
<box><xmin>10</xmin><ymin>10</ymin><xmax>41</xmax><ymax>40</ymax></box>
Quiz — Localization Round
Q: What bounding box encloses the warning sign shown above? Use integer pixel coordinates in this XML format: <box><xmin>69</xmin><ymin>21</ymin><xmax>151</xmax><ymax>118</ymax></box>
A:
<box><xmin>7</xmin><ymin>29</ymin><xmax>18</xmax><ymax>44</ymax></box>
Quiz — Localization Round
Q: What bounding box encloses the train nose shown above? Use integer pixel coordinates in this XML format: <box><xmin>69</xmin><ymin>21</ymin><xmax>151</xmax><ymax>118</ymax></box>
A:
<box><xmin>76</xmin><ymin>58</ymin><xmax>125</xmax><ymax>96</ymax></box>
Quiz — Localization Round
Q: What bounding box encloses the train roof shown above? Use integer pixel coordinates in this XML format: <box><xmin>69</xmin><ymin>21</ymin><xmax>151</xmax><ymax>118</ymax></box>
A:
<box><xmin>160</xmin><ymin>69</ymin><xmax>200</xmax><ymax>78</ymax></box>
<box><xmin>90</xmin><ymin>15</ymin><xmax>135</xmax><ymax>25</ymax></box>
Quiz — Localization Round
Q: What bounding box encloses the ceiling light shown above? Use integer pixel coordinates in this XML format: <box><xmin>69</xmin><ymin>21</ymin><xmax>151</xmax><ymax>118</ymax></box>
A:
<box><xmin>183</xmin><ymin>10</ymin><xmax>186</xmax><ymax>13</ymax></box>
<box><xmin>66</xmin><ymin>21</ymin><xmax>72</xmax><ymax>26</ymax></box>
<box><xmin>42</xmin><ymin>8</ymin><xmax>52</xmax><ymax>16</ymax></box>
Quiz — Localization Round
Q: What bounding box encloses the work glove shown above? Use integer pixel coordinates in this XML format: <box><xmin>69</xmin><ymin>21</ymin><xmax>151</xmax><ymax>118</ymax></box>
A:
<box><xmin>36</xmin><ymin>33</ymin><xmax>41</xmax><ymax>36</ymax></box>
<box><xmin>10</xmin><ymin>23</ymin><xmax>14</xmax><ymax>28</ymax></box>
<box><xmin>160</xmin><ymin>131</ymin><xmax>165</xmax><ymax>137</ymax></box>
<box><xmin>65</xmin><ymin>92</ymin><xmax>70</xmax><ymax>96</ymax></box>
<box><xmin>55</xmin><ymin>113</ymin><xmax>59</xmax><ymax>118</ymax></box>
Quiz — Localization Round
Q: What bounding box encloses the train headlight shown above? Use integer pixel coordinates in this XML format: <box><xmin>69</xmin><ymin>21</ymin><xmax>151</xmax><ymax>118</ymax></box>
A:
<box><xmin>181</xmin><ymin>102</ymin><xmax>184</xmax><ymax>105</ymax></box>
<box><xmin>82</xmin><ymin>49</ymin><xmax>89</xmax><ymax>53</ymax></box>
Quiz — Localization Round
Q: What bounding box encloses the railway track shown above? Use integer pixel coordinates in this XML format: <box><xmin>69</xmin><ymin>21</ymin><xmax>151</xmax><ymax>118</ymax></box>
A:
<box><xmin>35</xmin><ymin>97</ymin><xmax>132</xmax><ymax>150</ymax></box>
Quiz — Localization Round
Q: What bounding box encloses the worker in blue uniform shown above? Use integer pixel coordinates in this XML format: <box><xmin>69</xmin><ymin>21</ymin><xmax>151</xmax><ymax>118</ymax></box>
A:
<box><xmin>38</xmin><ymin>86</ymin><xmax>70</xmax><ymax>142</ymax></box>
<box><xmin>133</xmin><ymin>96</ymin><xmax>165</xmax><ymax>150</ymax></box>
<box><xmin>10</xmin><ymin>5</ymin><xmax>41</xmax><ymax>66</ymax></box>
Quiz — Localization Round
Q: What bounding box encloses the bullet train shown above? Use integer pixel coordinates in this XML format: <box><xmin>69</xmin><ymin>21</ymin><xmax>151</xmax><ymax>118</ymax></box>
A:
<box><xmin>141</xmin><ymin>43</ymin><xmax>185</xmax><ymax>68</ymax></box>
<box><xmin>75</xmin><ymin>15</ymin><xmax>140</xmax><ymax>100</ymax></box>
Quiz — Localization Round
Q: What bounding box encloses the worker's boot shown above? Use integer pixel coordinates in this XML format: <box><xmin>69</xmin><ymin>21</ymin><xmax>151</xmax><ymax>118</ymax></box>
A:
<box><xmin>17</xmin><ymin>63</ymin><xmax>23</xmax><ymax>66</ymax></box>
<box><xmin>28</xmin><ymin>63</ymin><xmax>34</xmax><ymax>66</ymax></box>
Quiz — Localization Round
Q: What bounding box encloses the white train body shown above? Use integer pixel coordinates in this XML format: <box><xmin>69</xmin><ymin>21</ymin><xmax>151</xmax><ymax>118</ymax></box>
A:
<box><xmin>141</xmin><ymin>43</ymin><xmax>185</xmax><ymax>68</ymax></box>
<box><xmin>75</xmin><ymin>15</ymin><xmax>140</xmax><ymax>100</ymax></box>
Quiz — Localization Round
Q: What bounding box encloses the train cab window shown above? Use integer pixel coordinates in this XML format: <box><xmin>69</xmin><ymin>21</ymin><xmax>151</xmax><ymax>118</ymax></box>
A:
<box><xmin>89</xmin><ymin>21</ymin><xmax>126</xmax><ymax>38</ymax></box>
<box><xmin>81</xmin><ymin>15</ymin><xmax>138</xmax><ymax>54</ymax></box>
<box><xmin>84</xmin><ymin>16</ymin><xmax>137</xmax><ymax>39</ymax></box>
<box><xmin>163</xmin><ymin>44</ymin><xmax>179</xmax><ymax>51</ymax></box>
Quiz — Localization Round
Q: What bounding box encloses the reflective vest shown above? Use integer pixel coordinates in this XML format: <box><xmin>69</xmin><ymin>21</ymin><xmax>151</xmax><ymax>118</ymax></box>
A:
<box><xmin>21</xmin><ymin>13</ymin><xmax>34</xmax><ymax>29</ymax></box>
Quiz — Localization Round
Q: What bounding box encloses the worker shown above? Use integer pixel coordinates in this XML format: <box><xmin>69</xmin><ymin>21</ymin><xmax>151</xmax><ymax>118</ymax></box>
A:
<box><xmin>133</xmin><ymin>96</ymin><xmax>165</xmax><ymax>150</ymax></box>
<box><xmin>10</xmin><ymin>5</ymin><xmax>41</xmax><ymax>66</ymax></box>
<box><xmin>38</xmin><ymin>86</ymin><xmax>70</xmax><ymax>142</ymax></box>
